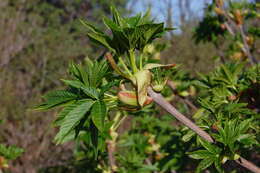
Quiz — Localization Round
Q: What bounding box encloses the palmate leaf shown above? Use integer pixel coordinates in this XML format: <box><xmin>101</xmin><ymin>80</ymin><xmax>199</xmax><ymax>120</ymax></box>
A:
<box><xmin>199</xmin><ymin>138</ymin><xmax>221</xmax><ymax>155</ymax></box>
<box><xmin>35</xmin><ymin>90</ymin><xmax>78</xmax><ymax>110</ymax></box>
<box><xmin>125</xmin><ymin>14</ymin><xmax>142</xmax><ymax>27</ymax></box>
<box><xmin>196</xmin><ymin>158</ymin><xmax>214</xmax><ymax>173</ymax></box>
<box><xmin>82</xmin><ymin>7</ymin><xmax>171</xmax><ymax>55</ymax></box>
<box><xmin>62</xmin><ymin>79</ymin><xmax>99</xmax><ymax>99</ymax></box>
<box><xmin>91</xmin><ymin>101</ymin><xmax>107</xmax><ymax>132</ymax></box>
<box><xmin>75</xmin><ymin>58</ymin><xmax>109</xmax><ymax>88</ymax></box>
<box><xmin>100</xmin><ymin>80</ymin><xmax>120</xmax><ymax>96</ymax></box>
<box><xmin>0</xmin><ymin>144</ymin><xmax>24</xmax><ymax>160</ymax></box>
<box><xmin>111</xmin><ymin>6</ymin><xmax>125</xmax><ymax>27</ymax></box>
<box><xmin>87</xmin><ymin>32</ymin><xmax>116</xmax><ymax>53</ymax></box>
<box><xmin>90</xmin><ymin>120</ymin><xmax>99</xmax><ymax>158</ymax></box>
<box><xmin>214</xmin><ymin>159</ymin><xmax>224</xmax><ymax>173</ymax></box>
<box><xmin>54</xmin><ymin>99</ymin><xmax>94</xmax><ymax>144</ymax></box>
<box><xmin>188</xmin><ymin>150</ymin><xmax>213</xmax><ymax>160</ymax></box>
<box><xmin>89</xmin><ymin>59</ymin><xmax>109</xmax><ymax>87</ymax></box>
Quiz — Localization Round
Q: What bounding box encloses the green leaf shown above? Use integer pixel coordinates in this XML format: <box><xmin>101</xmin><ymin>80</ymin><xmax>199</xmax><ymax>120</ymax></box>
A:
<box><xmin>214</xmin><ymin>159</ymin><xmax>224</xmax><ymax>173</ymax></box>
<box><xmin>81</xmin><ymin>87</ymin><xmax>99</xmax><ymax>99</ymax></box>
<box><xmin>68</xmin><ymin>62</ymin><xmax>81</xmax><ymax>79</ymax></box>
<box><xmin>188</xmin><ymin>150</ymin><xmax>212</xmax><ymax>159</ymax></box>
<box><xmin>193</xmin><ymin>108</ymin><xmax>205</xmax><ymax>119</ymax></box>
<box><xmin>111</xmin><ymin>6</ymin><xmax>124</xmax><ymax>27</ymax></box>
<box><xmin>125</xmin><ymin>14</ymin><xmax>142</xmax><ymax>27</ymax></box>
<box><xmin>62</xmin><ymin>79</ymin><xmax>99</xmax><ymax>99</ymax></box>
<box><xmin>182</xmin><ymin>130</ymin><xmax>195</xmax><ymax>142</ymax></box>
<box><xmin>0</xmin><ymin>144</ymin><xmax>24</xmax><ymax>160</ymax></box>
<box><xmin>35</xmin><ymin>90</ymin><xmax>78</xmax><ymax>110</ymax></box>
<box><xmin>134</xmin><ymin>70</ymin><xmax>152</xmax><ymax>106</ymax></box>
<box><xmin>87</xmin><ymin>32</ymin><xmax>115</xmax><ymax>53</ymax></box>
<box><xmin>90</xmin><ymin>120</ymin><xmax>99</xmax><ymax>158</ymax></box>
<box><xmin>237</xmin><ymin>134</ymin><xmax>257</xmax><ymax>145</ymax></box>
<box><xmin>196</xmin><ymin>158</ymin><xmax>214</xmax><ymax>173</ymax></box>
<box><xmin>80</xmin><ymin>19</ymin><xmax>104</xmax><ymax>34</ymax></box>
<box><xmin>199</xmin><ymin>138</ymin><xmax>221</xmax><ymax>154</ymax></box>
<box><xmin>91</xmin><ymin>101</ymin><xmax>107</xmax><ymax>132</ymax></box>
<box><xmin>54</xmin><ymin>99</ymin><xmax>94</xmax><ymax>144</ymax></box>
<box><xmin>103</xmin><ymin>16</ymin><xmax>121</xmax><ymax>31</ymax></box>
<box><xmin>238</xmin><ymin>118</ymin><xmax>252</xmax><ymax>134</ymax></box>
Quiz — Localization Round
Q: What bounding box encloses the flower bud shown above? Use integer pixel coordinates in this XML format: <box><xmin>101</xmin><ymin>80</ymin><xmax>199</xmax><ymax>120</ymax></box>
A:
<box><xmin>246</xmin><ymin>36</ymin><xmax>254</xmax><ymax>46</ymax></box>
<box><xmin>0</xmin><ymin>156</ymin><xmax>8</xmax><ymax>168</ymax></box>
<box><xmin>118</xmin><ymin>90</ymin><xmax>138</xmax><ymax>106</ymax></box>
<box><xmin>118</xmin><ymin>90</ymin><xmax>153</xmax><ymax>106</ymax></box>
<box><xmin>234</xmin><ymin>9</ymin><xmax>243</xmax><ymax>25</ymax></box>
<box><xmin>152</xmin><ymin>84</ymin><xmax>164</xmax><ymax>92</ymax></box>
<box><xmin>231</xmin><ymin>52</ymin><xmax>243</xmax><ymax>61</ymax></box>
<box><xmin>220</xmin><ymin>24</ymin><xmax>226</xmax><ymax>30</ymax></box>
<box><xmin>228</xmin><ymin>95</ymin><xmax>237</xmax><ymax>101</ymax></box>
<box><xmin>155</xmin><ymin>153</ymin><xmax>164</xmax><ymax>161</ymax></box>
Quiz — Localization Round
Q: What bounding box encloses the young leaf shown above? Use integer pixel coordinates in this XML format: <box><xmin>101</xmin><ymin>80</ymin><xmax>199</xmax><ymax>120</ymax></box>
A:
<box><xmin>54</xmin><ymin>99</ymin><xmax>94</xmax><ymax>144</ymax></box>
<box><xmin>196</xmin><ymin>158</ymin><xmax>214</xmax><ymax>173</ymax></box>
<box><xmin>90</xmin><ymin>120</ymin><xmax>99</xmax><ymax>158</ymax></box>
<box><xmin>80</xmin><ymin>19</ymin><xmax>104</xmax><ymax>34</ymax></box>
<box><xmin>199</xmin><ymin>138</ymin><xmax>221</xmax><ymax>155</ymax></box>
<box><xmin>62</xmin><ymin>79</ymin><xmax>99</xmax><ymax>99</ymax></box>
<box><xmin>91</xmin><ymin>101</ymin><xmax>107</xmax><ymax>132</ymax></box>
<box><xmin>182</xmin><ymin>130</ymin><xmax>195</xmax><ymax>142</ymax></box>
<box><xmin>214</xmin><ymin>159</ymin><xmax>224</xmax><ymax>173</ymax></box>
<box><xmin>188</xmin><ymin>150</ymin><xmax>213</xmax><ymax>159</ymax></box>
<box><xmin>111</xmin><ymin>6</ymin><xmax>124</xmax><ymax>27</ymax></box>
<box><xmin>35</xmin><ymin>90</ymin><xmax>78</xmax><ymax>110</ymax></box>
<box><xmin>0</xmin><ymin>144</ymin><xmax>24</xmax><ymax>160</ymax></box>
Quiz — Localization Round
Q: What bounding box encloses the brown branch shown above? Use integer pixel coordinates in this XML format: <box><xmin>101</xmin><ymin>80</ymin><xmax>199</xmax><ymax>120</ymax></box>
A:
<box><xmin>148</xmin><ymin>87</ymin><xmax>214</xmax><ymax>143</ymax></box>
<box><xmin>238</xmin><ymin>25</ymin><xmax>258</xmax><ymax>65</ymax></box>
<box><xmin>236</xmin><ymin>157</ymin><xmax>260</xmax><ymax>173</ymax></box>
<box><xmin>217</xmin><ymin>4</ymin><xmax>258</xmax><ymax>65</ymax></box>
<box><xmin>148</xmin><ymin>87</ymin><xmax>260</xmax><ymax>173</ymax></box>
<box><xmin>107</xmin><ymin>139</ymin><xmax>117</xmax><ymax>173</ymax></box>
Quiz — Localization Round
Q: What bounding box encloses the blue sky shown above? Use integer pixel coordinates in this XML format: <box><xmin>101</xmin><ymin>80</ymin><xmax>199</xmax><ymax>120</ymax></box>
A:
<box><xmin>127</xmin><ymin>0</ymin><xmax>210</xmax><ymax>28</ymax></box>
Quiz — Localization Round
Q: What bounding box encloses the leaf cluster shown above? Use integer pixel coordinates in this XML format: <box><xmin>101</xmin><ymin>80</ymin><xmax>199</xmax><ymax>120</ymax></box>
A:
<box><xmin>36</xmin><ymin>59</ymin><xmax>116</xmax><ymax>156</ymax></box>
<box><xmin>186</xmin><ymin>63</ymin><xmax>260</xmax><ymax>172</ymax></box>
<box><xmin>81</xmin><ymin>7</ymin><xmax>171</xmax><ymax>56</ymax></box>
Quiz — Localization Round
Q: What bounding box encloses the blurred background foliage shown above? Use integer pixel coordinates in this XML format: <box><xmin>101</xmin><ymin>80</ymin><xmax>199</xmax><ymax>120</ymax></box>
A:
<box><xmin>0</xmin><ymin>0</ymin><xmax>259</xmax><ymax>172</ymax></box>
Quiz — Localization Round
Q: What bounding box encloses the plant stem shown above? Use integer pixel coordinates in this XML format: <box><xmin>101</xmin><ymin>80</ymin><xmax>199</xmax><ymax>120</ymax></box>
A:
<box><xmin>114</xmin><ymin>114</ymin><xmax>127</xmax><ymax>130</ymax></box>
<box><xmin>129</xmin><ymin>50</ymin><xmax>138</xmax><ymax>73</ymax></box>
<box><xmin>238</xmin><ymin>25</ymin><xmax>258</xmax><ymax>65</ymax></box>
<box><xmin>147</xmin><ymin>87</ymin><xmax>260</xmax><ymax>173</ymax></box>
<box><xmin>139</xmin><ymin>53</ymin><xmax>143</xmax><ymax>70</ymax></box>
<box><xmin>104</xmin><ymin>93</ymin><xmax>117</xmax><ymax>99</ymax></box>
<box><xmin>119</xmin><ymin>57</ymin><xmax>133</xmax><ymax>77</ymax></box>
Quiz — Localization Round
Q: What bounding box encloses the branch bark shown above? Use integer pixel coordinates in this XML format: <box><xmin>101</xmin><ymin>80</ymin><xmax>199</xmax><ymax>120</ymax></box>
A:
<box><xmin>148</xmin><ymin>87</ymin><xmax>213</xmax><ymax>143</ymax></box>
<box><xmin>148</xmin><ymin>87</ymin><xmax>260</xmax><ymax>173</ymax></box>
<box><xmin>107</xmin><ymin>139</ymin><xmax>117</xmax><ymax>173</ymax></box>
<box><xmin>217</xmin><ymin>4</ymin><xmax>258</xmax><ymax>65</ymax></box>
